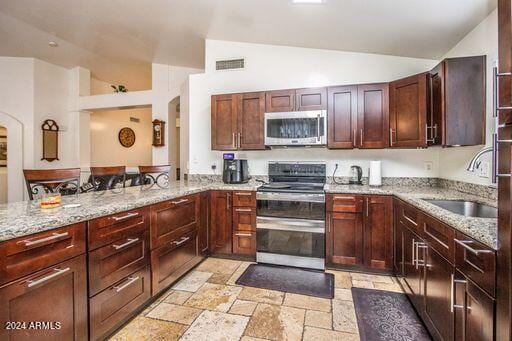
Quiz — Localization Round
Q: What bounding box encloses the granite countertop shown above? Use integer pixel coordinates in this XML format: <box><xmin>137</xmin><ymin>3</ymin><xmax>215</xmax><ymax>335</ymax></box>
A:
<box><xmin>0</xmin><ymin>181</ymin><xmax>260</xmax><ymax>243</ymax></box>
<box><xmin>0</xmin><ymin>180</ymin><xmax>497</xmax><ymax>250</ymax></box>
<box><xmin>325</xmin><ymin>184</ymin><xmax>497</xmax><ymax>249</ymax></box>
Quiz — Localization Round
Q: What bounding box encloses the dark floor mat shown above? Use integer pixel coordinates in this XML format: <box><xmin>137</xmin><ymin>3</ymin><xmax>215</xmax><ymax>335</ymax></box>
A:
<box><xmin>235</xmin><ymin>264</ymin><xmax>334</xmax><ymax>299</ymax></box>
<box><xmin>352</xmin><ymin>288</ymin><xmax>432</xmax><ymax>341</ymax></box>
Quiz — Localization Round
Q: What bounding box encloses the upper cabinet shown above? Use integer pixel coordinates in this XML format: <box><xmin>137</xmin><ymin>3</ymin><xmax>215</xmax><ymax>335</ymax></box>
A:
<box><xmin>265</xmin><ymin>87</ymin><xmax>327</xmax><ymax>112</ymax></box>
<box><xmin>389</xmin><ymin>73</ymin><xmax>428</xmax><ymax>148</ymax></box>
<box><xmin>327</xmin><ymin>86</ymin><xmax>358</xmax><ymax>149</ymax></box>
<box><xmin>429</xmin><ymin>56</ymin><xmax>486</xmax><ymax>146</ymax></box>
<box><xmin>211</xmin><ymin>92</ymin><xmax>265</xmax><ymax>151</ymax></box>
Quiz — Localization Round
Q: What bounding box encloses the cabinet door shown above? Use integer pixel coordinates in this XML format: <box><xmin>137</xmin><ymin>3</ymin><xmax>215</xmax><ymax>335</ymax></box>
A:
<box><xmin>389</xmin><ymin>74</ymin><xmax>428</xmax><ymax>148</ymax></box>
<box><xmin>402</xmin><ymin>226</ymin><xmax>424</xmax><ymax>308</ymax></box>
<box><xmin>357</xmin><ymin>83</ymin><xmax>389</xmax><ymax>148</ymax></box>
<box><xmin>428</xmin><ymin>63</ymin><xmax>443</xmax><ymax>146</ymax></box>
<box><xmin>393</xmin><ymin>203</ymin><xmax>404</xmax><ymax>276</ymax></box>
<box><xmin>295</xmin><ymin>87</ymin><xmax>327</xmax><ymax>111</ymax></box>
<box><xmin>423</xmin><ymin>247</ymin><xmax>454</xmax><ymax>341</ymax></box>
<box><xmin>363</xmin><ymin>196</ymin><xmax>393</xmax><ymax>270</ymax></box>
<box><xmin>454</xmin><ymin>274</ymin><xmax>495</xmax><ymax>341</ymax></box>
<box><xmin>212</xmin><ymin>94</ymin><xmax>238</xmax><ymax>150</ymax></box>
<box><xmin>327</xmin><ymin>212</ymin><xmax>363</xmax><ymax>266</ymax></box>
<box><xmin>210</xmin><ymin>191</ymin><xmax>233</xmax><ymax>254</ymax></box>
<box><xmin>199</xmin><ymin>191</ymin><xmax>210</xmax><ymax>255</ymax></box>
<box><xmin>0</xmin><ymin>255</ymin><xmax>88</xmax><ymax>341</ymax></box>
<box><xmin>265</xmin><ymin>89</ymin><xmax>296</xmax><ymax>112</ymax></box>
<box><xmin>232</xmin><ymin>231</ymin><xmax>256</xmax><ymax>256</ymax></box>
<box><xmin>327</xmin><ymin>86</ymin><xmax>358</xmax><ymax>149</ymax></box>
<box><xmin>238</xmin><ymin>92</ymin><xmax>265</xmax><ymax>150</ymax></box>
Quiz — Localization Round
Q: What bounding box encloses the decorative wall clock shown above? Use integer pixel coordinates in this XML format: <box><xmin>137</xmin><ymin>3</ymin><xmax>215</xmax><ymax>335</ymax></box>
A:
<box><xmin>118</xmin><ymin>127</ymin><xmax>136</xmax><ymax>147</ymax></box>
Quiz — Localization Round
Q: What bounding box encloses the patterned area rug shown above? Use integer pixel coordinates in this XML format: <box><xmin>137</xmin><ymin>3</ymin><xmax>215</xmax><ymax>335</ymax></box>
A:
<box><xmin>352</xmin><ymin>288</ymin><xmax>432</xmax><ymax>341</ymax></box>
<box><xmin>235</xmin><ymin>264</ymin><xmax>334</xmax><ymax>298</ymax></box>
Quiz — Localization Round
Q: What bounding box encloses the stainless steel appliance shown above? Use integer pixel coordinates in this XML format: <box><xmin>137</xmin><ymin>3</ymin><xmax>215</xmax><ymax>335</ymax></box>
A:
<box><xmin>264</xmin><ymin>110</ymin><xmax>327</xmax><ymax>146</ymax></box>
<box><xmin>222</xmin><ymin>155</ymin><xmax>249</xmax><ymax>184</ymax></box>
<box><xmin>256</xmin><ymin>162</ymin><xmax>326</xmax><ymax>269</ymax></box>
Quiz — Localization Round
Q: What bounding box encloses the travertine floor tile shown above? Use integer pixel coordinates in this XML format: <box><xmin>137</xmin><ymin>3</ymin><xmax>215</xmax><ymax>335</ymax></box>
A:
<box><xmin>229</xmin><ymin>299</ymin><xmax>258</xmax><ymax>316</ymax></box>
<box><xmin>332</xmin><ymin>299</ymin><xmax>359</xmax><ymax>334</ymax></box>
<box><xmin>334</xmin><ymin>288</ymin><xmax>353</xmax><ymax>301</ymax></box>
<box><xmin>244</xmin><ymin>303</ymin><xmax>305</xmax><ymax>341</ymax></box>
<box><xmin>207</xmin><ymin>272</ymin><xmax>232</xmax><ymax>285</ymax></box>
<box><xmin>283</xmin><ymin>293</ymin><xmax>331</xmax><ymax>312</ymax></box>
<box><xmin>326</xmin><ymin>270</ymin><xmax>353</xmax><ymax>288</ymax></box>
<box><xmin>240</xmin><ymin>336</ymin><xmax>268</xmax><ymax>341</ymax></box>
<box><xmin>171</xmin><ymin>271</ymin><xmax>213</xmax><ymax>292</ymax></box>
<box><xmin>163</xmin><ymin>290</ymin><xmax>193</xmax><ymax>305</ymax></box>
<box><xmin>195</xmin><ymin>257</ymin><xmax>241</xmax><ymax>275</ymax></box>
<box><xmin>303</xmin><ymin>326</ymin><xmax>360</xmax><ymax>341</ymax></box>
<box><xmin>109</xmin><ymin>316</ymin><xmax>185</xmax><ymax>341</ymax></box>
<box><xmin>227</xmin><ymin>261</ymin><xmax>253</xmax><ymax>286</ymax></box>
<box><xmin>184</xmin><ymin>283</ymin><xmax>242</xmax><ymax>312</ymax></box>
<box><xmin>351</xmin><ymin>280</ymin><xmax>375</xmax><ymax>289</ymax></box>
<box><xmin>350</xmin><ymin>273</ymin><xmax>393</xmax><ymax>284</ymax></box>
<box><xmin>146</xmin><ymin>302</ymin><xmax>202</xmax><ymax>325</ymax></box>
<box><xmin>304</xmin><ymin>310</ymin><xmax>332</xmax><ymax>330</ymax></box>
<box><xmin>238</xmin><ymin>286</ymin><xmax>285</xmax><ymax>305</ymax></box>
<box><xmin>180</xmin><ymin>310</ymin><xmax>249</xmax><ymax>341</ymax></box>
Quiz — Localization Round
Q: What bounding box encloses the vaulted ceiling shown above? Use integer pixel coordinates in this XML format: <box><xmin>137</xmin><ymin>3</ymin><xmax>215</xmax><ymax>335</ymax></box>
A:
<box><xmin>0</xmin><ymin>0</ymin><xmax>497</xmax><ymax>90</ymax></box>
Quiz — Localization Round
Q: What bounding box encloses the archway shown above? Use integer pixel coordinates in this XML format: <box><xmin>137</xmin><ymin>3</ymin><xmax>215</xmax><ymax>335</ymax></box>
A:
<box><xmin>168</xmin><ymin>96</ymin><xmax>181</xmax><ymax>181</ymax></box>
<box><xmin>0</xmin><ymin>111</ymin><xmax>24</xmax><ymax>202</ymax></box>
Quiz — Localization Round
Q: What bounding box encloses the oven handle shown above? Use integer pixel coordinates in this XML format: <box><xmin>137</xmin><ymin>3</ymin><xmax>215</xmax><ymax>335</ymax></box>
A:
<box><xmin>257</xmin><ymin>216</ymin><xmax>325</xmax><ymax>233</ymax></box>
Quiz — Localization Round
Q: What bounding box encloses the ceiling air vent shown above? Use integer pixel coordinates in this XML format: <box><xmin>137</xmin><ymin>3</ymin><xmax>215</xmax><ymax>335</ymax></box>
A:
<box><xmin>216</xmin><ymin>58</ymin><xmax>245</xmax><ymax>71</ymax></box>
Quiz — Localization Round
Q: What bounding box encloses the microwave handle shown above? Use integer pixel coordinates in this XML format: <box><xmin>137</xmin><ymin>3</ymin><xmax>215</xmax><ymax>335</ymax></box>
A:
<box><xmin>317</xmin><ymin>114</ymin><xmax>321</xmax><ymax>142</ymax></box>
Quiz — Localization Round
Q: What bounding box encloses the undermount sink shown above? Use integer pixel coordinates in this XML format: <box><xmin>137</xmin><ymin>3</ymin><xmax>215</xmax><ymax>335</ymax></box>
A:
<box><xmin>423</xmin><ymin>199</ymin><xmax>497</xmax><ymax>219</ymax></box>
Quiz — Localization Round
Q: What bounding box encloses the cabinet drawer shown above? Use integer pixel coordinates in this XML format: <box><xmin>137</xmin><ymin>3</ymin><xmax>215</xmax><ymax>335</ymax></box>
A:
<box><xmin>150</xmin><ymin>194</ymin><xmax>199</xmax><ymax>249</ymax></box>
<box><xmin>455</xmin><ymin>232</ymin><xmax>496</xmax><ymax>297</ymax></box>
<box><xmin>0</xmin><ymin>254</ymin><xmax>88</xmax><ymax>341</ymax></box>
<box><xmin>233</xmin><ymin>191</ymin><xmax>256</xmax><ymax>207</ymax></box>
<box><xmin>89</xmin><ymin>208</ymin><xmax>149</xmax><ymax>251</ymax></box>
<box><xmin>88</xmin><ymin>229</ymin><xmax>150</xmax><ymax>296</ymax></box>
<box><xmin>0</xmin><ymin>223</ymin><xmax>86</xmax><ymax>286</ymax></box>
<box><xmin>233</xmin><ymin>207</ymin><xmax>256</xmax><ymax>231</ymax></box>
<box><xmin>151</xmin><ymin>230</ymin><xmax>202</xmax><ymax>295</ymax></box>
<box><xmin>328</xmin><ymin>194</ymin><xmax>363</xmax><ymax>213</ymax></box>
<box><xmin>233</xmin><ymin>230</ymin><xmax>256</xmax><ymax>256</ymax></box>
<box><xmin>89</xmin><ymin>265</ymin><xmax>151</xmax><ymax>341</ymax></box>
<box><xmin>396</xmin><ymin>200</ymin><xmax>419</xmax><ymax>232</ymax></box>
<box><xmin>419</xmin><ymin>213</ymin><xmax>454</xmax><ymax>263</ymax></box>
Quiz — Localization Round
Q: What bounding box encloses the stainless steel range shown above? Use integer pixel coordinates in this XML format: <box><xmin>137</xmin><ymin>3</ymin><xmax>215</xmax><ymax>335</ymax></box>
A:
<box><xmin>256</xmin><ymin>162</ymin><xmax>326</xmax><ymax>270</ymax></box>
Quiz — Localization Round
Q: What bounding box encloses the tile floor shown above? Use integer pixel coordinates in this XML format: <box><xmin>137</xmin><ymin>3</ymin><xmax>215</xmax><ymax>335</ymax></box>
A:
<box><xmin>110</xmin><ymin>258</ymin><xmax>403</xmax><ymax>341</ymax></box>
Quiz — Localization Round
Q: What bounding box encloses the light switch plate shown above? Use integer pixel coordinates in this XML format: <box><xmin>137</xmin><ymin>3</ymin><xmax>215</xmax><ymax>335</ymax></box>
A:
<box><xmin>424</xmin><ymin>161</ymin><xmax>433</xmax><ymax>172</ymax></box>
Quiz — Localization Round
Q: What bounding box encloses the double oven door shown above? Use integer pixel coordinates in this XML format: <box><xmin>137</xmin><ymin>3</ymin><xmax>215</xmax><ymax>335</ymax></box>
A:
<box><xmin>256</xmin><ymin>191</ymin><xmax>326</xmax><ymax>269</ymax></box>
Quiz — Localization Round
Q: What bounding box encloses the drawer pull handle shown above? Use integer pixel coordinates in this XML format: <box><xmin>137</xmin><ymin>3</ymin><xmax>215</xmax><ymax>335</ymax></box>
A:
<box><xmin>450</xmin><ymin>274</ymin><xmax>467</xmax><ymax>312</ymax></box>
<box><xmin>172</xmin><ymin>236</ymin><xmax>190</xmax><ymax>246</ymax></box>
<box><xmin>333</xmin><ymin>196</ymin><xmax>355</xmax><ymax>200</ymax></box>
<box><xmin>27</xmin><ymin>267</ymin><xmax>70</xmax><ymax>288</ymax></box>
<box><xmin>112</xmin><ymin>276</ymin><xmax>139</xmax><ymax>293</ymax></box>
<box><xmin>235</xmin><ymin>208</ymin><xmax>252</xmax><ymax>212</ymax></box>
<box><xmin>454</xmin><ymin>239</ymin><xmax>494</xmax><ymax>255</ymax></box>
<box><xmin>21</xmin><ymin>232</ymin><xmax>69</xmax><ymax>247</ymax></box>
<box><xmin>112</xmin><ymin>238</ymin><xmax>139</xmax><ymax>250</ymax></box>
<box><xmin>112</xmin><ymin>212</ymin><xmax>139</xmax><ymax>221</ymax></box>
<box><xmin>171</xmin><ymin>199</ymin><xmax>188</xmax><ymax>205</ymax></box>
<box><xmin>235</xmin><ymin>233</ymin><xmax>252</xmax><ymax>237</ymax></box>
<box><xmin>235</xmin><ymin>192</ymin><xmax>252</xmax><ymax>196</ymax></box>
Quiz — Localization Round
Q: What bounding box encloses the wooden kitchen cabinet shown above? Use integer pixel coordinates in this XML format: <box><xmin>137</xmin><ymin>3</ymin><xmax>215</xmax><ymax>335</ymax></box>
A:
<box><xmin>357</xmin><ymin>83</ymin><xmax>389</xmax><ymax>149</ymax></box>
<box><xmin>327</xmin><ymin>211</ymin><xmax>364</xmax><ymax>266</ymax></box>
<box><xmin>389</xmin><ymin>73</ymin><xmax>428</xmax><ymax>148</ymax></box>
<box><xmin>265</xmin><ymin>89</ymin><xmax>296</xmax><ymax>112</ymax></box>
<box><xmin>210</xmin><ymin>191</ymin><xmax>233</xmax><ymax>254</ymax></box>
<box><xmin>212</xmin><ymin>92</ymin><xmax>265</xmax><ymax>150</ymax></box>
<box><xmin>0</xmin><ymin>254</ymin><xmax>88</xmax><ymax>341</ymax></box>
<box><xmin>199</xmin><ymin>191</ymin><xmax>210</xmax><ymax>255</ymax></box>
<box><xmin>429</xmin><ymin>56</ymin><xmax>486</xmax><ymax>146</ymax></box>
<box><xmin>211</xmin><ymin>94</ymin><xmax>238</xmax><ymax>150</ymax></box>
<box><xmin>327</xmin><ymin>85</ymin><xmax>358</xmax><ymax>149</ymax></box>
<box><xmin>295</xmin><ymin>87</ymin><xmax>327</xmax><ymax>111</ymax></box>
<box><xmin>401</xmin><ymin>224</ymin><xmax>424</xmax><ymax>309</ymax></box>
<box><xmin>363</xmin><ymin>196</ymin><xmax>393</xmax><ymax>270</ymax></box>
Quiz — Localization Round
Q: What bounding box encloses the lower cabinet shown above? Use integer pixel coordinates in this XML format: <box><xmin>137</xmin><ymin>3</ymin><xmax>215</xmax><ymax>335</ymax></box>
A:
<box><xmin>401</xmin><ymin>223</ymin><xmax>424</xmax><ymax>309</ymax></box>
<box><xmin>199</xmin><ymin>191</ymin><xmax>210</xmax><ymax>255</ymax></box>
<box><xmin>232</xmin><ymin>206</ymin><xmax>256</xmax><ymax>257</ymax></box>
<box><xmin>327</xmin><ymin>211</ymin><xmax>363</xmax><ymax>266</ymax></box>
<box><xmin>210</xmin><ymin>191</ymin><xmax>233</xmax><ymax>254</ymax></box>
<box><xmin>233</xmin><ymin>230</ymin><xmax>256</xmax><ymax>255</ymax></box>
<box><xmin>0</xmin><ymin>254</ymin><xmax>88</xmax><ymax>341</ymax></box>
<box><xmin>151</xmin><ymin>230</ymin><xmax>202</xmax><ymax>295</ymax></box>
<box><xmin>89</xmin><ymin>265</ymin><xmax>151</xmax><ymax>340</ymax></box>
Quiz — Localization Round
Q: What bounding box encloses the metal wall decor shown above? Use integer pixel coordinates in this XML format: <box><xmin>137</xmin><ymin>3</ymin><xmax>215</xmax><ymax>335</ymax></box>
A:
<box><xmin>41</xmin><ymin>119</ymin><xmax>59</xmax><ymax>162</ymax></box>
<box><xmin>118</xmin><ymin>127</ymin><xmax>136</xmax><ymax>147</ymax></box>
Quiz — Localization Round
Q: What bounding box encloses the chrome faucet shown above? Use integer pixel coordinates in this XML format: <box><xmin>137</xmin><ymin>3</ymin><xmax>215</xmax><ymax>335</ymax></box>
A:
<box><xmin>466</xmin><ymin>146</ymin><xmax>494</xmax><ymax>172</ymax></box>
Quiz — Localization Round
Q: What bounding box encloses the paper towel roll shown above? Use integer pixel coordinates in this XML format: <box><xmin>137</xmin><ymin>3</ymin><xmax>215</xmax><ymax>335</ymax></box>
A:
<box><xmin>369</xmin><ymin>161</ymin><xmax>382</xmax><ymax>187</ymax></box>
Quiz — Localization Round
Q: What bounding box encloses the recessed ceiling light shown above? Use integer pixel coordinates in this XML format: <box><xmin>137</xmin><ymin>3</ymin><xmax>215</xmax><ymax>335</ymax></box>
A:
<box><xmin>292</xmin><ymin>0</ymin><xmax>324</xmax><ymax>3</ymax></box>
<box><xmin>48</xmin><ymin>41</ymin><xmax>58</xmax><ymax>47</ymax></box>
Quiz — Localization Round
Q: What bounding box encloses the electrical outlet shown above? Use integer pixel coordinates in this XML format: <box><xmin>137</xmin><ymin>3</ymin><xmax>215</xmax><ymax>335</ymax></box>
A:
<box><xmin>478</xmin><ymin>161</ymin><xmax>490</xmax><ymax>178</ymax></box>
<box><xmin>424</xmin><ymin>161</ymin><xmax>433</xmax><ymax>172</ymax></box>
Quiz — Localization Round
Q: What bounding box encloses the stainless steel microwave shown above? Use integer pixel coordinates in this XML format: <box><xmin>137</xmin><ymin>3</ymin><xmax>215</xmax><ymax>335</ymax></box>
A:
<box><xmin>264</xmin><ymin>110</ymin><xmax>327</xmax><ymax>146</ymax></box>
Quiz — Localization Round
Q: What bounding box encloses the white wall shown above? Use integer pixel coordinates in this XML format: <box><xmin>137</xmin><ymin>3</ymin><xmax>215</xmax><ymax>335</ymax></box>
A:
<box><xmin>187</xmin><ymin>40</ymin><xmax>440</xmax><ymax>177</ymax></box>
<box><xmin>439</xmin><ymin>9</ymin><xmax>497</xmax><ymax>186</ymax></box>
<box><xmin>90</xmin><ymin>107</ymin><xmax>153</xmax><ymax>167</ymax></box>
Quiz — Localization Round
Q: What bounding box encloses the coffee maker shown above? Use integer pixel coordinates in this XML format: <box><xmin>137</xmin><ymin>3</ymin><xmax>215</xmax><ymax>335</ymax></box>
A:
<box><xmin>349</xmin><ymin>165</ymin><xmax>363</xmax><ymax>185</ymax></box>
<box><xmin>222</xmin><ymin>154</ymin><xmax>249</xmax><ymax>184</ymax></box>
